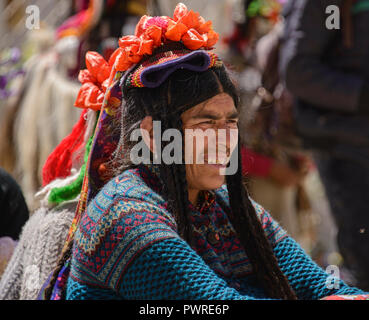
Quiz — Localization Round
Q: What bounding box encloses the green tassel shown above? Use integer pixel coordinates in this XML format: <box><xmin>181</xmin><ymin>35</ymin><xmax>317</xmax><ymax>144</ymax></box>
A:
<box><xmin>48</xmin><ymin>111</ymin><xmax>99</xmax><ymax>205</ymax></box>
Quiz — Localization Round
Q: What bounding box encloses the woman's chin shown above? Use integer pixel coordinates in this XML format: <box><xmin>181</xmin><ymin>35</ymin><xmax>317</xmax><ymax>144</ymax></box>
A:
<box><xmin>200</xmin><ymin>169</ymin><xmax>226</xmax><ymax>190</ymax></box>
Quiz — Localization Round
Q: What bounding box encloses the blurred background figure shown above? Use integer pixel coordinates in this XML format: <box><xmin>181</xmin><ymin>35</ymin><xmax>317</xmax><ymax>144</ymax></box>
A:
<box><xmin>280</xmin><ymin>0</ymin><xmax>369</xmax><ymax>290</ymax></box>
<box><xmin>0</xmin><ymin>167</ymin><xmax>28</xmax><ymax>240</ymax></box>
<box><xmin>0</xmin><ymin>0</ymin><xmax>148</xmax><ymax>212</ymax></box>
<box><xmin>221</xmin><ymin>0</ymin><xmax>323</xmax><ymax>258</ymax></box>
<box><xmin>0</xmin><ymin>167</ymin><xmax>29</xmax><ymax>277</ymax></box>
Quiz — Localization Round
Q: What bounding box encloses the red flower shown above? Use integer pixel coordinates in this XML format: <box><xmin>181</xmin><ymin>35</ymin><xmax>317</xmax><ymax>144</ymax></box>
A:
<box><xmin>197</xmin><ymin>18</ymin><xmax>212</xmax><ymax>34</ymax></box>
<box><xmin>75</xmin><ymin>82</ymin><xmax>104</xmax><ymax>111</ymax></box>
<box><xmin>143</xmin><ymin>25</ymin><xmax>162</xmax><ymax>47</ymax></box>
<box><xmin>181</xmin><ymin>28</ymin><xmax>205</xmax><ymax>50</ymax></box>
<box><xmin>205</xmin><ymin>29</ymin><xmax>219</xmax><ymax>48</ymax></box>
<box><xmin>173</xmin><ymin>3</ymin><xmax>188</xmax><ymax>21</ymax></box>
<box><xmin>78</xmin><ymin>69</ymin><xmax>95</xmax><ymax>83</ymax></box>
<box><xmin>165</xmin><ymin>20</ymin><xmax>188</xmax><ymax>41</ymax></box>
<box><xmin>178</xmin><ymin>10</ymin><xmax>200</xmax><ymax>30</ymax></box>
<box><xmin>114</xmin><ymin>35</ymin><xmax>155</xmax><ymax>71</ymax></box>
<box><xmin>85</xmin><ymin>51</ymin><xmax>110</xmax><ymax>84</ymax></box>
<box><xmin>74</xmin><ymin>51</ymin><xmax>112</xmax><ymax>111</ymax></box>
<box><xmin>135</xmin><ymin>15</ymin><xmax>150</xmax><ymax>38</ymax></box>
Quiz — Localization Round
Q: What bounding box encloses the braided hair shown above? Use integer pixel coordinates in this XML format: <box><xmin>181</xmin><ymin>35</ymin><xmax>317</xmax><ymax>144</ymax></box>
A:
<box><xmin>45</xmin><ymin>48</ymin><xmax>297</xmax><ymax>300</ymax></box>
<box><xmin>111</xmin><ymin>58</ymin><xmax>297</xmax><ymax>299</ymax></box>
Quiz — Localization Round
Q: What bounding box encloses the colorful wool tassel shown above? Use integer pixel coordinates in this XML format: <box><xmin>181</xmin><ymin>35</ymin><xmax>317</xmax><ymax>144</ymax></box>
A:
<box><xmin>42</xmin><ymin>109</ymin><xmax>88</xmax><ymax>186</ymax></box>
<box><xmin>47</xmin><ymin>132</ymin><xmax>94</xmax><ymax>205</ymax></box>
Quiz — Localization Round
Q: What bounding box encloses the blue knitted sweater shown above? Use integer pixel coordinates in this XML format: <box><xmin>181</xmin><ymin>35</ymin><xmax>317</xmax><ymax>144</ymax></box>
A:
<box><xmin>66</xmin><ymin>165</ymin><xmax>365</xmax><ymax>300</ymax></box>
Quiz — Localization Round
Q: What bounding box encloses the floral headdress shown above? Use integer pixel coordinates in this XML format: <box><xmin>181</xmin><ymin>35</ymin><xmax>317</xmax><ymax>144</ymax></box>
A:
<box><xmin>61</xmin><ymin>2</ymin><xmax>221</xmax><ymax>247</ymax></box>
<box><xmin>109</xmin><ymin>3</ymin><xmax>218</xmax><ymax>73</ymax></box>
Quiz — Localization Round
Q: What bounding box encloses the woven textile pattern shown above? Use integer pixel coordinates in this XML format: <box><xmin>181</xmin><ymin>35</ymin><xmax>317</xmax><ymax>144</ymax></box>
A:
<box><xmin>274</xmin><ymin>237</ymin><xmax>365</xmax><ymax>299</ymax></box>
<box><xmin>67</xmin><ymin>235</ymin><xmax>365</xmax><ymax>300</ymax></box>
<box><xmin>66</xmin><ymin>165</ymin><xmax>365</xmax><ymax>299</ymax></box>
<box><xmin>68</xmin><ymin>238</ymin><xmax>262</xmax><ymax>300</ymax></box>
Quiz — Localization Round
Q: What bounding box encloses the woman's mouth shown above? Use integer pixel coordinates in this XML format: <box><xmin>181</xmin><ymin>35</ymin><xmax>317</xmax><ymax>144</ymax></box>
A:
<box><xmin>206</xmin><ymin>163</ymin><xmax>227</xmax><ymax>169</ymax></box>
<box><xmin>204</xmin><ymin>156</ymin><xmax>229</xmax><ymax>168</ymax></box>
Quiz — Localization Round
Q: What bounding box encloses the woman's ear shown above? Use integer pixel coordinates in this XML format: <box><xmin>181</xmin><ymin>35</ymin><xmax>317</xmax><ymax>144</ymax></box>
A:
<box><xmin>140</xmin><ymin>116</ymin><xmax>155</xmax><ymax>153</ymax></box>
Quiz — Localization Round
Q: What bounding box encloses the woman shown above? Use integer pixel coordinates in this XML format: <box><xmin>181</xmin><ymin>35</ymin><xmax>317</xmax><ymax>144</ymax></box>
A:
<box><xmin>43</xmin><ymin>3</ymin><xmax>368</xmax><ymax>300</ymax></box>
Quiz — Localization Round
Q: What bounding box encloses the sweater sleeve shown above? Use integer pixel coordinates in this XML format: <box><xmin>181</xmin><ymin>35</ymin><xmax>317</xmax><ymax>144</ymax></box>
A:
<box><xmin>118</xmin><ymin>237</ymin><xmax>271</xmax><ymax>300</ymax></box>
<box><xmin>273</xmin><ymin>236</ymin><xmax>366</xmax><ymax>299</ymax></box>
<box><xmin>250</xmin><ymin>198</ymin><xmax>366</xmax><ymax>299</ymax></box>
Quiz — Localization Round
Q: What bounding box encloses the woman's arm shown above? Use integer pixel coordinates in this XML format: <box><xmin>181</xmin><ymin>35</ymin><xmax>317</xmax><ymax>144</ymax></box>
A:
<box><xmin>68</xmin><ymin>196</ymin><xmax>274</xmax><ymax>300</ymax></box>
<box><xmin>273</xmin><ymin>236</ymin><xmax>366</xmax><ymax>299</ymax></box>
<box><xmin>118</xmin><ymin>237</ymin><xmax>272</xmax><ymax>300</ymax></box>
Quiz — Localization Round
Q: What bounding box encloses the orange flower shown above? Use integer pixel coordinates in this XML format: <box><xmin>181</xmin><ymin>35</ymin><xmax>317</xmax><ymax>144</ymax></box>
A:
<box><xmin>78</xmin><ymin>69</ymin><xmax>95</xmax><ymax>84</ymax></box>
<box><xmin>75</xmin><ymin>82</ymin><xmax>105</xmax><ymax>111</ymax></box>
<box><xmin>173</xmin><ymin>3</ymin><xmax>188</xmax><ymax>21</ymax></box>
<box><xmin>178</xmin><ymin>10</ymin><xmax>200</xmax><ymax>30</ymax></box>
<box><xmin>74</xmin><ymin>51</ymin><xmax>112</xmax><ymax>111</ymax></box>
<box><xmin>165</xmin><ymin>20</ymin><xmax>188</xmax><ymax>41</ymax></box>
<box><xmin>85</xmin><ymin>51</ymin><xmax>110</xmax><ymax>84</ymax></box>
<box><xmin>181</xmin><ymin>28</ymin><xmax>205</xmax><ymax>50</ymax></box>
<box><xmin>137</xmin><ymin>39</ymin><xmax>154</xmax><ymax>56</ymax></box>
<box><xmin>135</xmin><ymin>15</ymin><xmax>150</xmax><ymax>38</ymax></box>
<box><xmin>108</xmin><ymin>48</ymin><xmax>121</xmax><ymax>66</ymax></box>
<box><xmin>118</xmin><ymin>36</ymin><xmax>141</xmax><ymax>58</ymax></box>
<box><xmin>205</xmin><ymin>29</ymin><xmax>219</xmax><ymax>48</ymax></box>
<box><xmin>143</xmin><ymin>25</ymin><xmax>162</xmax><ymax>47</ymax></box>
<box><xmin>100</xmin><ymin>78</ymin><xmax>110</xmax><ymax>93</ymax></box>
<box><xmin>115</xmin><ymin>35</ymin><xmax>154</xmax><ymax>71</ymax></box>
<box><xmin>170</xmin><ymin>4</ymin><xmax>218</xmax><ymax>50</ymax></box>
<box><xmin>197</xmin><ymin>18</ymin><xmax>212</xmax><ymax>34</ymax></box>
<box><xmin>114</xmin><ymin>49</ymin><xmax>134</xmax><ymax>71</ymax></box>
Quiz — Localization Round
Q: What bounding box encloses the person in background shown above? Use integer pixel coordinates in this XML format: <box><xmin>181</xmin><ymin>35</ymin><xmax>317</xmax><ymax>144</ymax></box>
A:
<box><xmin>224</xmin><ymin>1</ymin><xmax>314</xmax><ymax>248</ymax></box>
<box><xmin>0</xmin><ymin>49</ymin><xmax>99</xmax><ymax>298</ymax></box>
<box><xmin>0</xmin><ymin>167</ymin><xmax>29</xmax><ymax>240</ymax></box>
<box><xmin>280</xmin><ymin>0</ymin><xmax>369</xmax><ymax>290</ymax></box>
<box><xmin>0</xmin><ymin>167</ymin><xmax>29</xmax><ymax>277</ymax></box>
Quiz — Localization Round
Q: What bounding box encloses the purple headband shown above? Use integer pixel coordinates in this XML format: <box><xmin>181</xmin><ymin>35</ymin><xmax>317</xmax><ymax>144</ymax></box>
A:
<box><xmin>124</xmin><ymin>47</ymin><xmax>219</xmax><ymax>89</ymax></box>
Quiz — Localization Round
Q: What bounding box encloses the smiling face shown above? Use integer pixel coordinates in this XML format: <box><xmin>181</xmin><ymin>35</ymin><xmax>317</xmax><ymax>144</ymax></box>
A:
<box><xmin>181</xmin><ymin>93</ymin><xmax>239</xmax><ymax>203</ymax></box>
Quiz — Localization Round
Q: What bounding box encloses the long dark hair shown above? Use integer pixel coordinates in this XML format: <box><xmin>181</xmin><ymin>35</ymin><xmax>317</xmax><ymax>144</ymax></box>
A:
<box><xmin>110</xmin><ymin>55</ymin><xmax>297</xmax><ymax>299</ymax></box>
<box><xmin>45</xmin><ymin>48</ymin><xmax>297</xmax><ymax>300</ymax></box>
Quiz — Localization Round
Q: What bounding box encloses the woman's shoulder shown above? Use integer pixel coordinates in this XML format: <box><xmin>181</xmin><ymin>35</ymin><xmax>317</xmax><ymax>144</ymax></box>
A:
<box><xmin>75</xmin><ymin>167</ymin><xmax>177</xmax><ymax>255</ymax></box>
<box><xmin>71</xmin><ymin>168</ymin><xmax>180</xmax><ymax>289</ymax></box>
<box><xmin>93</xmin><ymin>167</ymin><xmax>166</xmax><ymax>211</ymax></box>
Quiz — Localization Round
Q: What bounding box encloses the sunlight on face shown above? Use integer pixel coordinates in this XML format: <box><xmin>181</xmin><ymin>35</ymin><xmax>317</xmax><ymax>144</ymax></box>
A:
<box><xmin>181</xmin><ymin>93</ymin><xmax>239</xmax><ymax>197</ymax></box>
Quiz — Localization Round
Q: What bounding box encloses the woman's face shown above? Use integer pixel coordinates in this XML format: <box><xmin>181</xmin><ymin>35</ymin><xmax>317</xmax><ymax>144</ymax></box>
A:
<box><xmin>181</xmin><ymin>93</ymin><xmax>239</xmax><ymax>196</ymax></box>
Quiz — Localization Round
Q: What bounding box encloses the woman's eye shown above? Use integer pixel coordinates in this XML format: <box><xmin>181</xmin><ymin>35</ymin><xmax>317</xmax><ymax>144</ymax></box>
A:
<box><xmin>227</xmin><ymin>120</ymin><xmax>238</xmax><ymax>125</ymax></box>
<box><xmin>200</xmin><ymin>120</ymin><xmax>214</xmax><ymax>125</ymax></box>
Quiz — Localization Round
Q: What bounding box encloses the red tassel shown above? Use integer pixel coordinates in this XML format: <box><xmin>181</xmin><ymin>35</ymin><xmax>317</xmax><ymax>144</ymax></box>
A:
<box><xmin>42</xmin><ymin>110</ymin><xmax>88</xmax><ymax>186</ymax></box>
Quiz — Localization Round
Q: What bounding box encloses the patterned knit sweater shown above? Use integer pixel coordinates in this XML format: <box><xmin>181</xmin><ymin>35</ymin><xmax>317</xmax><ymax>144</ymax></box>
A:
<box><xmin>66</xmin><ymin>165</ymin><xmax>365</xmax><ymax>300</ymax></box>
<box><xmin>0</xmin><ymin>201</ymin><xmax>75</xmax><ymax>300</ymax></box>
